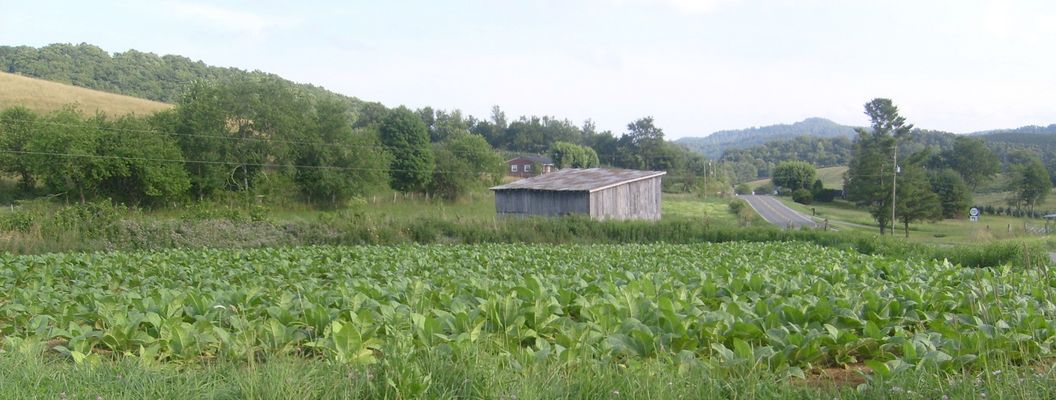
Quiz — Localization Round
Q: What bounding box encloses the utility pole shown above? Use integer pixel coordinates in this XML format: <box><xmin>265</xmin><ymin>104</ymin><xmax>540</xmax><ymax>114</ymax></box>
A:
<box><xmin>703</xmin><ymin>162</ymin><xmax>709</xmax><ymax>199</ymax></box>
<box><xmin>891</xmin><ymin>139</ymin><xmax>899</xmax><ymax>236</ymax></box>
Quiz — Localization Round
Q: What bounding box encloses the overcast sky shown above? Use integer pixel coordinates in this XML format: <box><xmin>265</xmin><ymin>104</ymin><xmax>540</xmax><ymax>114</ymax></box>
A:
<box><xmin>2</xmin><ymin>0</ymin><xmax>1054</xmax><ymax>138</ymax></box>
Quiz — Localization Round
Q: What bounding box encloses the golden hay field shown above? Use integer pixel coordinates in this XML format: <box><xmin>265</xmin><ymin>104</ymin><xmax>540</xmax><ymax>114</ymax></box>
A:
<box><xmin>0</xmin><ymin>72</ymin><xmax>172</xmax><ymax>116</ymax></box>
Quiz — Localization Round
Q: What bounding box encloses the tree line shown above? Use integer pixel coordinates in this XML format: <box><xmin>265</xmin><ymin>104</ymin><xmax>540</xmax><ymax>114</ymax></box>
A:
<box><xmin>0</xmin><ymin>75</ymin><xmax>503</xmax><ymax>206</ymax></box>
<box><xmin>0</xmin><ymin>43</ymin><xmax>358</xmax><ymax>106</ymax></box>
<box><xmin>0</xmin><ymin>76</ymin><xmax>731</xmax><ymax>206</ymax></box>
<box><xmin>721</xmin><ymin>136</ymin><xmax>853</xmax><ymax>182</ymax></box>
<box><xmin>843</xmin><ymin>99</ymin><xmax>1050</xmax><ymax>236</ymax></box>
<box><xmin>721</xmin><ymin>121</ymin><xmax>1056</xmax><ymax>186</ymax></box>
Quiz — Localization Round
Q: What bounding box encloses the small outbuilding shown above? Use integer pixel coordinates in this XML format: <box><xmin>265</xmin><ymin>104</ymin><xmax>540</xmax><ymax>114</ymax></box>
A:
<box><xmin>491</xmin><ymin>168</ymin><xmax>666</xmax><ymax>221</ymax></box>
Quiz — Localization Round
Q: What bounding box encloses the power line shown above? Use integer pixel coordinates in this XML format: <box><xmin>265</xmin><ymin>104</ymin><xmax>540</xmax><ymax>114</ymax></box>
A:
<box><xmin>0</xmin><ymin>118</ymin><xmax>706</xmax><ymax>163</ymax></box>
<box><xmin>0</xmin><ymin>149</ymin><xmax>488</xmax><ymax>176</ymax></box>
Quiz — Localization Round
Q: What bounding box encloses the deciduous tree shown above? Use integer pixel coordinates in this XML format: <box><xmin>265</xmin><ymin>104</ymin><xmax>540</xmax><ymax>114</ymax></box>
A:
<box><xmin>939</xmin><ymin>136</ymin><xmax>998</xmax><ymax>190</ymax></box>
<box><xmin>0</xmin><ymin>106</ymin><xmax>38</xmax><ymax>191</ymax></box>
<box><xmin>1011</xmin><ymin>157</ymin><xmax>1052</xmax><ymax>216</ymax></box>
<box><xmin>929</xmin><ymin>169</ymin><xmax>971</xmax><ymax>218</ymax></box>
<box><xmin>380</xmin><ymin>107</ymin><xmax>434</xmax><ymax>193</ymax></box>
<box><xmin>772</xmin><ymin>161</ymin><xmax>816</xmax><ymax>191</ymax></box>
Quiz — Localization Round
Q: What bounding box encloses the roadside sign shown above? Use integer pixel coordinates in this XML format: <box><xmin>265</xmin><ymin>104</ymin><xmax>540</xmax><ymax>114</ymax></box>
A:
<box><xmin>969</xmin><ymin>207</ymin><xmax>980</xmax><ymax>222</ymax></box>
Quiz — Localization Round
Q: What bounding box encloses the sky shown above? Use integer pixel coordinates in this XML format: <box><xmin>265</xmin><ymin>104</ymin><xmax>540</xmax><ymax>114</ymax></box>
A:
<box><xmin>2</xmin><ymin>0</ymin><xmax>1055</xmax><ymax>139</ymax></box>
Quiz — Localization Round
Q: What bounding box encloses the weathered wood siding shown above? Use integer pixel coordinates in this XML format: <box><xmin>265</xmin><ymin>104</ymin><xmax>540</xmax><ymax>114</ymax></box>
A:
<box><xmin>589</xmin><ymin>176</ymin><xmax>662</xmax><ymax>221</ymax></box>
<box><xmin>495</xmin><ymin>190</ymin><xmax>590</xmax><ymax>217</ymax></box>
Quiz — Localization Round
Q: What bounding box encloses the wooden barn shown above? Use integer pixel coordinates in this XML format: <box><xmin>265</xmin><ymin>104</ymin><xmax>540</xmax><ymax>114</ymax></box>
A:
<box><xmin>491</xmin><ymin>168</ymin><xmax>666</xmax><ymax>221</ymax></box>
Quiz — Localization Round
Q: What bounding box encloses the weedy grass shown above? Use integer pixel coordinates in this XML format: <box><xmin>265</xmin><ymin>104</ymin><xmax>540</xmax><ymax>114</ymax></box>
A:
<box><xmin>1</xmin><ymin>351</ymin><xmax>1054</xmax><ymax>399</ymax></box>
<box><xmin>0</xmin><ymin>194</ymin><xmax>1047</xmax><ymax>269</ymax></box>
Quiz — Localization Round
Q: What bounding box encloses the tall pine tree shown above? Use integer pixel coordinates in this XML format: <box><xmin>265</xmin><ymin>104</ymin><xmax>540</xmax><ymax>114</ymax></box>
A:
<box><xmin>844</xmin><ymin>98</ymin><xmax>913</xmax><ymax>235</ymax></box>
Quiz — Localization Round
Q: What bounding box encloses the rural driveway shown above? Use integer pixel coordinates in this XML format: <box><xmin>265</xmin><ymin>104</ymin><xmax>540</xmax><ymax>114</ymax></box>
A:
<box><xmin>739</xmin><ymin>195</ymin><xmax>817</xmax><ymax>229</ymax></box>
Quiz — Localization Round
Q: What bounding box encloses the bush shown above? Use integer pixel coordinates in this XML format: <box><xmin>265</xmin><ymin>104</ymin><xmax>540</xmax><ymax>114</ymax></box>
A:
<box><xmin>728</xmin><ymin>200</ymin><xmax>745</xmax><ymax>214</ymax></box>
<box><xmin>792</xmin><ymin>189</ymin><xmax>813</xmax><ymax>205</ymax></box>
<box><xmin>728</xmin><ymin>199</ymin><xmax>757</xmax><ymax>226</ymax></box>
<box><xmin>813</xmin><ymin>188</ymin><xmax>840</xmax><ymax>203</ymax></box>
<box><xmin>734</xmin><ymin>183</ymin><xmax>751</xmax><ymax>195</ymax></box>
<box><xmin>756</xmin><ymin>182</ymin><xmax>775</xmax><ymax>195</ymax></box>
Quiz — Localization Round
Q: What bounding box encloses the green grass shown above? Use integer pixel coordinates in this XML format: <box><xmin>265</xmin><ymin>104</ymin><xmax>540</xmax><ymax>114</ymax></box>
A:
<box><xmin>0</xmin><ymin>72</ymin><xmax>172</xmax><ymax>116</ymax></box>
<box><xmin>975</xmin><ymin>191</ymin><xmax>1056</xmax><ymax>214</ymax></box>
<box><xmin>2</xmin><ymin>351</ymin><xmax>1054</xmax><ymax>399</ymax></box>
<box><xmin>662</xmin><ymin>193</ymin><xmax>742</xmax><ymax>225</ymax></box>
<box><xmin>775</xmin><ymin>197</ymin><xmax>1052</xmax><ymax>245</ymax></box>
<box><xmin>132</xmin><ymin>190</ymin><xmax>740</xmax><ymax>229</ymax></box>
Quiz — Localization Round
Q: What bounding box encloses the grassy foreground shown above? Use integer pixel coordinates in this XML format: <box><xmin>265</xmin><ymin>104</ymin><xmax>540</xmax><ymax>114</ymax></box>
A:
<box><xmin>2</xmin><ymin>352</ymin><xmax>1054</xmax><ymax>399</ymax></box>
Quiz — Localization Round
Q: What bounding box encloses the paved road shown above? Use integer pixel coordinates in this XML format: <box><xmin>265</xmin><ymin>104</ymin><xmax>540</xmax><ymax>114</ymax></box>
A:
<box><xmin>739</xmin><ymin>195</ymin><xmax>817</xmax><ymax>229</ymax></box>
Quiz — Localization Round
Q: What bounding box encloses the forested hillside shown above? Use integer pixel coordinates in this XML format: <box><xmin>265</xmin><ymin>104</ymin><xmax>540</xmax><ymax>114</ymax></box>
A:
<box><xmin>722</xmin><ymin>129</ymin><xmax>959</xmax><ymax>182</ymax></box>
<box><xmin>675</xmin><ymin>117</ymin><xmax>857</xmax><ymax>159</ymax></box>
<box><xmin>0</xmin><ymin>43</ymin><xmax>726</xmax><ymax>206</ymax></box>
<box><xmin>970</xmin><ymin>124</ymin><xmax>1056</xmax><ymax>136</ymax></box>
<box><xmin>0</xmin><ymin>43</ymin><xmax>362</xmax><ymax>107</ymax></box>
<box><xmin>716</xmin><ymin>122</ymin><xmax>1056</xmax><ymax>184</ymax></box>
<box><xmin>720</xmin><ymin>136</ymin><xmax>853</xmax><ymax>182</ymax></box>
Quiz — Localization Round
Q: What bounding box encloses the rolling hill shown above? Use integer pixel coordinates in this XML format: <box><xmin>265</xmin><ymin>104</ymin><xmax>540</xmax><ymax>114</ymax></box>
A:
<box><xmin>0</xmin><ymin>43</ymin><xmax>366</xmax><ymax>108</ymax></box>
<box><xmin>675</xmin><ymin>117</ymin><xmax>858</xmax><ymax>159</ymax></box>
<box><xmin>970</xmin><ymin>124</ymin><xmax>1056</xmax><ymax>136</ymax></box>
<box><xmin>0</xmin><ymin>71</ymin><xmax>172</xmax><ymax>115</ymax></box>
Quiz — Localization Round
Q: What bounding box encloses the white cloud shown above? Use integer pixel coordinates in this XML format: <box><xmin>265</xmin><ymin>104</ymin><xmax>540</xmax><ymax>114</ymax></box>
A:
<box><xmin>165</xmin><ymin>1</ymin><xmax>297</xmax><ymax>37</ymax></box>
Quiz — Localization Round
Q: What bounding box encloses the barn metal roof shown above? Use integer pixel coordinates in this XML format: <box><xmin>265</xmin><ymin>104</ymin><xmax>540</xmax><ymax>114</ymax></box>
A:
<box><xmin>490</xmin><ymin>168</ymin><xmax>666</xmax><ymax>193</ymax></box>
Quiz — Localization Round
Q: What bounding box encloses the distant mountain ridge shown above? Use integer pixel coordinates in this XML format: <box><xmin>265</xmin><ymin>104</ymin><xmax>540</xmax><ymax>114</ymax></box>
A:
<box><xmin>969</xmin><ymin>124</ymin><xmax>1056</xmax><ymax>136</ymax></box>
<box><xmin>675</xmin><ymin>117</ymin><xmax>858</xmax><ymax>159</ymax></box>
<box><xmin>677</xmin><ymin>118</ymin><xmax>1056</xmax><ymax>159</ymax></box>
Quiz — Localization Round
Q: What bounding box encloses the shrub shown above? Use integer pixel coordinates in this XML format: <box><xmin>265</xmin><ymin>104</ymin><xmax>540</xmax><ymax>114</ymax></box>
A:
<box><xmin>734</xmin><ymin>183</ymin><xmax>751</xmax><ymax>195</ymax></box>
<box><xmin>756</xmin><ymin>182</ymin><xmax>775</xmax><ymax>195</ymax></box>
<box><xmin>0</xmin><ymin>211</ymin><xmax>34</xmax><ymax>233</ymax></box>
<box><xmin>792</xmin><ymin>189</ymin><xmax>813</xmax><ymax>205</ymax></box>
<box><xmin>813</xmin><ymin>188</ymin><xmax>840</xmax><ymax>203</ymax></box>
<box><xmin>728</xmin><ymin>199</ymin><xmax>757</xmax><ymax>226</ymax></box>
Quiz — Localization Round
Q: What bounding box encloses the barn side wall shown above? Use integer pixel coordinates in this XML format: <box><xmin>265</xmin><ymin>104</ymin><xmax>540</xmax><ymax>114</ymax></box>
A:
<box><xmin>588</xmin><ymin>176</ymin><xmax>662</xmax><ymax>221</ymax></box>
<box><xmin>494</xmin><ymin>190</ymin><xmax>590</xmax><ymax>217</ymax></box>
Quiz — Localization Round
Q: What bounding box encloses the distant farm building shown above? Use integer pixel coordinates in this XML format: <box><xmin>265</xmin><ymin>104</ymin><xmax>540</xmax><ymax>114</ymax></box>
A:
<box><xmin>491</xmin><ymin>168</ymin><xmax>666</xmax><ymax>221</ymax></box>
<box><xmin>506</xmin><ymin>155</ymin><xmax>555</xmax><ymax>178</ymax></box>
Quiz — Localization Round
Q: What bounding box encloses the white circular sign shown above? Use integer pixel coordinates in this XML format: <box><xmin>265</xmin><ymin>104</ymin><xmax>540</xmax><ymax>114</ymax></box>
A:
<box><xmin>969</xmin><ymin>207</ymin><xmax>980</xmax><ymax>217</ymax></box>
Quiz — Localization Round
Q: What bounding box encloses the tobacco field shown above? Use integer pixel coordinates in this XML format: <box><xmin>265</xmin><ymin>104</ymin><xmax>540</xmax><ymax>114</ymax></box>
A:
<box><xmin>1</xmin><ymin>242</ymin><xmax>1054</xmax><ymax>378</ymax></box>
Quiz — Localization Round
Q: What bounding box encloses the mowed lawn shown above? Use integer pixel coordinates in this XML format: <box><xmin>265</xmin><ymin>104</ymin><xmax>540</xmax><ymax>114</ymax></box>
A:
<box><xmin>774</xmin><ymin>196</ymin><xmax>1051</xmax><ymax>245</ymax></box>
<box><xmin>0</xmin><ymin>72</ymin><xmax>172</xmax><ymax>115</ymax></box>
<box><xmin>662</xmin><ymin>193</ymin><xmax>740</xmax><ymax>225</ymax></box>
